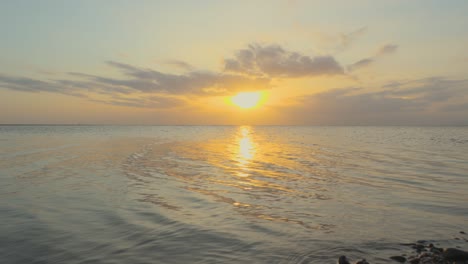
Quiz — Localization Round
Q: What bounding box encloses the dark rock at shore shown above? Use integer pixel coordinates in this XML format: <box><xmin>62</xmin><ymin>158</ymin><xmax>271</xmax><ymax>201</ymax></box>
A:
<box><xmin>412</xmin><ymin>244</ymin><xmax>426</xmax><ymax>253</ymax></box>
<box><xmin>390</xmin><ymin>255</ymin><xmax>407</xmax><ymax>262</ymax></box>
<box><xmin>338</xmin><ymin>239</ymin><xmax>468</xmax><ymax>264</ymax></box>
<box><xmin>354</xmin><ymin>259</ymin><xmax>369</xmax><ymax>264</ymax></box>
<box><xmin>338</xmin><ymin>255</ymin><xmax>351</xmax><ymax>264</ymax></box>
<box><xmin>337</xmin><ymin>256</ymin><xmax>369</xmax><ymax>264</ymax></box>
<box><xmin>443</xmin><ymin>248</ymin><xmax>468</xmax><ymax>261</ymax></box>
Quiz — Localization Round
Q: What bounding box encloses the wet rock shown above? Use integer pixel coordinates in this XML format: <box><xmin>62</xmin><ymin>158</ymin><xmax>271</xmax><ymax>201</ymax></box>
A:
<box><xmin>354</xmin><ymin>259</ymin><xmax>369</xmax><ymax>264</ymax></box>
<box><xmin>408</xmin><ymin>257</ymin><xmax>419</xmax><ymax>264</ymax></box>
<box><xmin>401</xmin><ymin>243</ymin><xmax>417</xmax><ymax>247</ymax></box>
<box><xmin>461</xmin><ymin>231</ymin><xmax>466</xmax><ymax>235</ymax></box>
<box><xmin>390</xmin><ymin>255</ymin><xmax>407</xmax><ymax>262</ymax></box>
<box><xmin>416</xmin><ymin>252</ymin><xmax>442</xmax><ymax>264</ymax></box>
<box><xmin>338</xmin><ymin>255</ymin><xmax>351</xmax><ymax>264</ymax></box>
<box><xmin>443</xmin><ymin>248</ymin><xmax>468</xmax><ymax>260</ymax></box>
<box><xmin>412</xmin><ymin>244</ymin><xmax>426</xmax><ymax>253</ymax></box>
<box><xmin>428</xmin><ymin>243</ymin><xmax>443</xmax><ymax>254</ymax></box>
<box><xmin>417</xmin><ymin>240</ymin><xmax>427</xmax><ymax>244</ymax></box>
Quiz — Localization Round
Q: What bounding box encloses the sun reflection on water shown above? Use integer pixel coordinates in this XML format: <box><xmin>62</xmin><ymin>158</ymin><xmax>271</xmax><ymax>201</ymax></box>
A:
<box><xmin>235</xmin><ymin>126</ymin><xmax>256</xmax><ymax>177</ymax></box>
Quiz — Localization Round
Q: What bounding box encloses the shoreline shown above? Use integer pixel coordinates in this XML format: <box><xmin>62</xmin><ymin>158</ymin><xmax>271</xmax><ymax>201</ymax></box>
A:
<box><xmin>339</xmin><ymin>232</ymin><xmax>468</xmax><ymax>264</ymax></box>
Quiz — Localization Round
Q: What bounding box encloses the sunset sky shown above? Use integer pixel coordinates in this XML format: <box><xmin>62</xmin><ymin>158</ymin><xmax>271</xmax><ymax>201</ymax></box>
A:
<box><xmin>1</xmin><ymin>0</ymin><xmax>467</xmax><ymax>125</ymax></box>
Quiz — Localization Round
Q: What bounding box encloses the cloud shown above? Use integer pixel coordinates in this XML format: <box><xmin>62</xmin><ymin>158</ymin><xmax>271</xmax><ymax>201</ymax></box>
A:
<box><xmin>347</xmin><ymin>58</ymin><xmax>374</xmax><ymax>72</ymax></box>
<box><xmin>164</xmin><ymin>60</ymin><xmax>194</xmax><ymax>71</ymax></box>
<box><xmin>441</xmin><ymin>102</ymin><xmax>468</xmax><ymax>112</ymax></box>
<box><xmin>348</xmin><ymin>43</ymin><xmax>398</xmax><ymax>72</ymax></box>
<box><xmin>280</xmin><ymin>77</ymin><xmax>468</xmax><ymax>125</ymax></box>
<box><xmin>0</xmin><ymin>74</ymin><xmax>91</xmax><ymax>98</ymax></box>
<box><xmin>1</xmin><ymin>61</ymin><xmax>271</xmax><ymax>97</ymax></box>
<box><xmin>100</xmin><ymin>61</ymin><xmax>270</xmax><ymax>95</ymax></box>
<box><xmin>224</xmin><ymin>43</ymin><xmax>344</xmax><ymax>77</ymax></box>
<box><xmin>377</xmin><ymin>44</ymin><xmax>398</xmax><ymax>55</ymax></box>
<box><xmin>0</xmin><ymin>60</ymin><xmax>271</xmax><ymax>109</ymax></box>
<box><xmin>312</xmin><ymin>26</ymin><xmax>367</xmax><ymax>52</ymax></box>
<box><xmin>338</xmin><ymin>27</ymin><xmax>368</xmax><ymax>50</ymax></box>
<box><xmin>90</xmin><ymin>95</ymin><xmax>186</xmax><ymax>109</ymax></box>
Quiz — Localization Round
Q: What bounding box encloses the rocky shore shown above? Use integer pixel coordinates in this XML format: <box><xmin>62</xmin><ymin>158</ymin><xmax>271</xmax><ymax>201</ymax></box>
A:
<box><xmin>338</xmin><ymin>232</ymin><xmax>468</xmax><ymax>264</ymax></box>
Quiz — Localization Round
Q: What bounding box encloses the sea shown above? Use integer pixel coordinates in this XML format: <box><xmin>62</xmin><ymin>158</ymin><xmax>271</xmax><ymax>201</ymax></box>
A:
<box><xmin>0</xmin><ymin>125</ymin><xmax>467</xmax><ymax>264</ymax></box>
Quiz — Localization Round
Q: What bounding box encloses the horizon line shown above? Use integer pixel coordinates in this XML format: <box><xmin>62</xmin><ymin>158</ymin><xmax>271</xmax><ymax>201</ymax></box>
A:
<box><xmin>1</xmin><ymin>124</ymin><xmax>467</xmax><ymax>127</ymax></box>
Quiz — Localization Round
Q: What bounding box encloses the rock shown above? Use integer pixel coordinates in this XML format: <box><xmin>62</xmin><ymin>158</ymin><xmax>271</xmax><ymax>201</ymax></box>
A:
<box><xmin>390</xmin><ymin>255</ymin><xmax>407</xmax><ymax>262</ymax></box>
<box><xmin>417</xmin><ymin>240</ymin><xmax>427</xmax><ymax>244</ymax></box>
<box><xmin>354</xmin><ymin>259</ymin><xmax>369</xmax><ymax>264</ymax></box>
<box><xmin>401</xmin><ymin>243</ymin><xmax>417</xmax><ymax>247</ymax></box>
<box><xmin>443</xmin><ymin>248</ymin><xmax>468</xmax><ymax>260</ymax></box>
<box><xmin>412</xmin><ymin>244</ymin><xmax>425</xmax><ymax>253</ymax></box>
<box><xmin>338</xmin><ymin>255</ymin><xmax>351</xmax><ymax>264</ymax></box>
<box><xmin>427</xmin><ymin>243</ymin><xmax>443</xmax><ymax>254</ymax></box>
<box><xmin>408</xmin><ymin>257</ymin><xmax>419</xmax><ymax>264</ymax></box>
<box><xmin>461</xmin><ymin>231</ymin><xmax>466</xmax><ymax>235</ymax></box>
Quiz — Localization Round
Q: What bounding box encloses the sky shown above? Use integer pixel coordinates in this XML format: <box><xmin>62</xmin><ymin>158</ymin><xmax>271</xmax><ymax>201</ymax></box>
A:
<box><xmin>1</xmin><ymin>0</ymin><xmax>467</xmax><ymax>125</ymax></box>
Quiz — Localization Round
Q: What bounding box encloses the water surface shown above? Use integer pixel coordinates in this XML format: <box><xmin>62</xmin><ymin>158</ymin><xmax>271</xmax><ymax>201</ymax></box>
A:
<box><xmin>1</xmin><ymin>126</ymin><xmax>467</xmax><ymax>263</ymax></box>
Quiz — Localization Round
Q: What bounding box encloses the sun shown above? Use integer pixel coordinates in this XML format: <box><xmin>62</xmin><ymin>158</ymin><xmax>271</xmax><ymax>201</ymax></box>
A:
<box><xmin>231</xmin><ymin>91</ymin><xmax>264</xmax><ymax>109</ymax></box>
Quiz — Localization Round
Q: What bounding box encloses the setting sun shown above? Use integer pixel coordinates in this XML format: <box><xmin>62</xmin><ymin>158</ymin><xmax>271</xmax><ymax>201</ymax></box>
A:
<box><xmin>231</xmin><ymin>91</ymin><xmax>264</xmax><ymax>109</ymax></box>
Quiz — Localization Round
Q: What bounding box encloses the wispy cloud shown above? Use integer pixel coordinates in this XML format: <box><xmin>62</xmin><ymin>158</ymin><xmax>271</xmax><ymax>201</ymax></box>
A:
<box><xmin>338</xmin><ymin>27</ymin><xmax>368</xmax><ymax>51</ymax></box>
<box><xmin>164</xmin><ymin>60</ymin><xmax>194</xmax><ymax>71</ymax></box>
<box><xmin>310</xmin><ymin>26</ymin><xmax>368</xmax><ymax>53</ymax></box>
<box><xmin>0</xmin><ymin>60</ymin><xmax>271</xmax><ymax>109</ymax></box>
<box><xmin>348</xmin><ymin>43</ymin><xmax>399</xmax><ymax>72</ymax></box>
<box><xmin>90</xmin><ymin>95</ymin><xmax>186</xmax><ymax>109</ymax></box>
<box><xmin>282</xmin><ymin>77</ymin><xmax>468</xmax><ymax>125</ymax></box>
<box><xmin>377</xmin><ymin>44</ymin><xmax>398</xmax><ymax>56</ymax></box>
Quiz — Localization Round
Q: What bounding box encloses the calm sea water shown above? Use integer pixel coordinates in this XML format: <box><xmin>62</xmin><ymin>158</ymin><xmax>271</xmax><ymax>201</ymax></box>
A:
<box><xmin>1</xmin><ymin>126</ymin><xmax>467</xmax><ymax>263</ymax></box>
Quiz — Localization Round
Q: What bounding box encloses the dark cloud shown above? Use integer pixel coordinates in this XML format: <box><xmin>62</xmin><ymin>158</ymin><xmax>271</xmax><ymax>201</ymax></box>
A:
<box><xmin>281</xmin><ymin>77</ymin><xmax>468</xmax><ymax>125</ymax></box>
<box><xmin>224</xmin><ymin>43</ymin><xmax>344</xmax><ymax>77</ymax></box>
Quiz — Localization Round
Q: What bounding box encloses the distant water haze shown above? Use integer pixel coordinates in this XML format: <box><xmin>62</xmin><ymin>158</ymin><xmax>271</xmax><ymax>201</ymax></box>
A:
<box><xmin>0</xmin><ymin>125</ymin><xmax>467</xmax><ymax>263</ymax></box>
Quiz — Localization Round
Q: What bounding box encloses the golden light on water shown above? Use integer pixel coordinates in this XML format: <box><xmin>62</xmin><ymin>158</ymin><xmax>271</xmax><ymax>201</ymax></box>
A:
<box><xmin>230</xmin><ymin>91</ymin><xmax>265</xmax><ymax>109</ymax></box>
<box><xmin>235</xmin><ymin>126</ymin><xmax>256</xmax><ymax>177</ymax></box>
